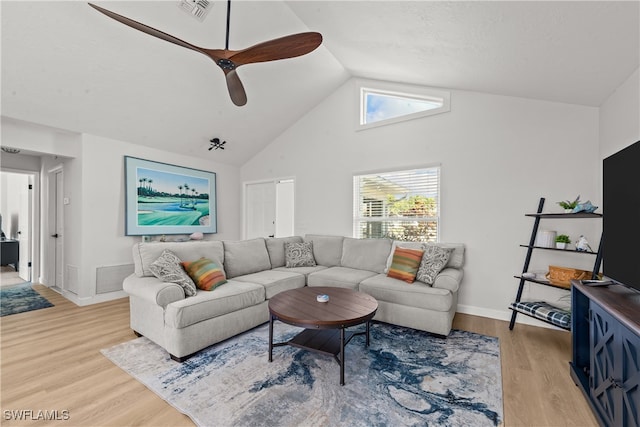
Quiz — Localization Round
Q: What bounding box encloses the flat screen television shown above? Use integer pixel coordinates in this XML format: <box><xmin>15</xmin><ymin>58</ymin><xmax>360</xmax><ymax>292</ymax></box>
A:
<box><xmin>602</xmin><ymin>140</ymin><xmax>640</xmax><ymax>292</ymax></box>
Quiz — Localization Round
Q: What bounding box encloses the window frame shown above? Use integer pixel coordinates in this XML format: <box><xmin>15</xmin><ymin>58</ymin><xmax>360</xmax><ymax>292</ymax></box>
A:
<box><xmin>356</xmin><ymin>79</ymin><xmax>451</xmax><ymax>131</ymax></box>
<box><xmin>353</xmin><ymin>165</ymin><xmax>441</xmax><ymax>242</ymax></box>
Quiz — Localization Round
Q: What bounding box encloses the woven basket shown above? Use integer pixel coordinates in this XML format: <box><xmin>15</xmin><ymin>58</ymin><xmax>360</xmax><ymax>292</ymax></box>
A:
<box><xmin>546</xmin><ymin>265</ymin><xmax>595</xmax><ymax>288</ymax></box>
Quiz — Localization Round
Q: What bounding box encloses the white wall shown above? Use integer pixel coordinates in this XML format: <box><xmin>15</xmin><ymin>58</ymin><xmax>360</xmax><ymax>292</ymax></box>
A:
<box><xmin>1</xmin><ymin>117</ymin><xmax>242</xmax><ymax>305</ymax></box>
<box><xmin>241</xmin><ymin>78</ymin><xmax>601</xmax><ymax>323</ymax></box>
<box><xmin>74</xmin><ymin>134</ymin><xmax>241</xmax><ymax>303</ymax></box>
<box><xmin>599</xmin><ymin>67</ymin><xmax>640</xmax><ymax>159</ymax></box>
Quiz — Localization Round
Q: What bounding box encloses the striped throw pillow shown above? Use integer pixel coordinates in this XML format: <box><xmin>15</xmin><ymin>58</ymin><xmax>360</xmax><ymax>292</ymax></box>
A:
<box><xmin>386</xmin><ymin>247</ymin><xmax>425</xmax><ymax>283</ymax></box>
<box><xmin>182</xmin><ymin>258</ymin><xmax>227</xmax><ymax>291</ymax></box>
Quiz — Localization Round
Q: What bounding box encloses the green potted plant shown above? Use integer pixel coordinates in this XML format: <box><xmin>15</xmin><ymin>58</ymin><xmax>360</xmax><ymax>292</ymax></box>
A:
<box><xmin>557</xmin><ymin>195</ymin><xmax>580</xmax><ymax>213</ymax></box>
<box><xmin>555</xmin><ymin>234</ymin><xmax>571</xmax><ymax>250</ymax></box>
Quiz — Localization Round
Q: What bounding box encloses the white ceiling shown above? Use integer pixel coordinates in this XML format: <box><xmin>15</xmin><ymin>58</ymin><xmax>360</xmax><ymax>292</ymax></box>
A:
<box><xmin>2</xmin><ymin>1</ymin><xmax>638</xmax><ymax>166</ymax></box>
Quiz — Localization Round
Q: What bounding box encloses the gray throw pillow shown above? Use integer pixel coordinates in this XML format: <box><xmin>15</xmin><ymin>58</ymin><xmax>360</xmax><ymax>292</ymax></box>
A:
<box><xmin>284</xmin><ymin>242</ymin><xmax>317</xmax><ymax>268</ymax></box>
<box><xmin>148</xmin><ymin>249</ymin><xmax>197</xmax><ymax>297</ymax></box>
<box><xmin>416</xmin><ymin>244</ymin><xmax>454</xmax><ymax>285</ymax></box>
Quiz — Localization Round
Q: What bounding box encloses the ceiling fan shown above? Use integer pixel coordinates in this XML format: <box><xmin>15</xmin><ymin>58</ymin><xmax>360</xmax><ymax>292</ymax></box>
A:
<box><xmin>88</xmin><ymin>1</ymin><xmax>322</xmax><ymax>106</ymax></box>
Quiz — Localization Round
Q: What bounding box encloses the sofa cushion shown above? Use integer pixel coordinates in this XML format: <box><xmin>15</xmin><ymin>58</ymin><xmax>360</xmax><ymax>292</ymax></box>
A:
<box><xmin>438</xmin><ymin>243</ymin><xmax>465</xmax><ymax>269</ymax></box>
<box><xmin>359</xmin><ymin>274</ymin><xmax>454</xmax><ymax>312</ymax></box>
<box><xmin>285</xmin><ymin>242</ymin><xmax>316</xmax><ymax>268</ymax></box>
<box><xmin>387</xmin><ymin>247</ymin><xmax>424</xmax><ymax>283</ymax></box>
<box><xmin>232</xmin><ymin>270</ymin><xmax>305</xmax><ymax>299</ymax></box>
<box><xmin>223</xmin><ymin>238</ymin><xmax>272</xmax><ymax>279</ymax></box>
<box><xmin>182</xmin><ymin>257</ymin><xmax>227</xmax><ymax>291</ymax></box>
<box><xmin>384</xmin><ymin>241</ymin><xmax>465</xmax><ymax>272</ymax></box>
<box><xmin>304</xmin><ymin>235</ymin><xmax>344</xmax><ymax>267</ymax></box>
<box><xmin>148</xmin><ymin>249</ymin><xmax>197</xmax><ymax>297</ymax></box>
<box><xmin>307</xmin><ymin>266</ymin><xmax>377</xmax><ymax>290</ymax></box>
<box><xmin>273</xmin><ymin>265</ymin><xmax>328</xmax><ymax>276</ymax></box>
<box><xmin>341</xmin><ymin>238</ymin><xmax>392</xmax><ymax>274</ymax></box>
<box><xmin>164</xmin><ymin>280</ymin><xmax>265</xmax><ymax>329</ymax></box>
<box><xmin>133</xmin><ymin>241</ymin><xmax>224</xmax><ymax>277</ymax></box>
<box><xmin>265</xmin><ymin>236</ymin><xmax>303</xmax><ymax>268</ymax></box>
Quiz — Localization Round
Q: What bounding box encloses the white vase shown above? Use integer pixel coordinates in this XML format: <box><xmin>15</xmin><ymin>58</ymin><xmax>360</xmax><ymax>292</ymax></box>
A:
<box><xmin>556</xmin><ymin>242</ymin><xmax>567</xmax><ymax>250</ymax></box>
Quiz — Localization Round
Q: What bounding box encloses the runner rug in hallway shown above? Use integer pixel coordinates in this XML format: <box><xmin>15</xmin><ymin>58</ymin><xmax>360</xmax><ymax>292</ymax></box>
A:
<box><xmin>0</xmin><ymin>282</ymin><xmax>54</xmax><ymax>317</ymax></box>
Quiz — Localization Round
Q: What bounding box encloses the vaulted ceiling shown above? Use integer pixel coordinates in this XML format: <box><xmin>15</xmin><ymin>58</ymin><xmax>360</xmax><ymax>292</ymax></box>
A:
<box><xmin>2</xmin><ymin>1</ymin><xmax>638</xmax><ymax>165</ymax></box>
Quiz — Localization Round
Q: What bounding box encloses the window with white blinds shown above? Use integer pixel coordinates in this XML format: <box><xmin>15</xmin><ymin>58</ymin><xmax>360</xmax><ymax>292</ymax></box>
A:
<box><xmin>353</xmin><ymin>166</ymin><xmax>440</xmax><ymax>242</ymax></box>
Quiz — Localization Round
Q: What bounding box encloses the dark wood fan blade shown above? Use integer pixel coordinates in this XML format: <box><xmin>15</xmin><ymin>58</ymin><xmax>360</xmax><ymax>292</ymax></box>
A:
<box><xmin>225</xmin><ymin>70</ymin><xmax>247</xmax><ymax>106</ymax></box>
<box><xmin>88</xmin><ymin>3</ymin><xmax>215</xmax><ymax>59</ymax></box>
<box><xmin>230</xmin><ymin>32</ymin><xmax>322</xmax><ymax>66</ymax></box>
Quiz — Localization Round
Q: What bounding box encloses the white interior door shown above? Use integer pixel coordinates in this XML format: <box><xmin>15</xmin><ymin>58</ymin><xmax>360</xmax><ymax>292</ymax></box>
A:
<box><xmin>275</xmin><ymin>179</ymin><xmax>295</xmax><ymax>237</ymax></box>
<box><xmin>17</xmin><ymin>176</ymin><xmax>32</xmax><ymax>281</ymax></box>
<box><xmin>245</xmin><ymin>181</ymin><xmax>276</xmax><ymax>239</ymax></box>
<box><xmin>54</xmin><ymin>170</ymin><xmax>63</xmax><ymax>289</ymax></box>
<box><xmin>47</xmin><ymin>168</ymin><xmax>64</xmax><ymax>289</ymax></box>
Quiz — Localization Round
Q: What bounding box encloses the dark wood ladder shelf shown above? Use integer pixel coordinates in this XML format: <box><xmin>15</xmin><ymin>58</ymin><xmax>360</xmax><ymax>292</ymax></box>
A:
<box><xmin>508</xmin><ymin>197</ymin><xmax>603</xmax><ymax>330</ymax></box>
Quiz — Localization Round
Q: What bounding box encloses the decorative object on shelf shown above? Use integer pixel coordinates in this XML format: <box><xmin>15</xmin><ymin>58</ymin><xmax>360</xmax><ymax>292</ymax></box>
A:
<box><xmin>142</xmin><ymin>235</ymin><xmax>152</xmax><ymax>243</ymax></box>
<box><xmin>546</xmin><ymin>265</ymin><xmax>598</xmax><ymax>288</ymax></box>
<box><xmin>535</xmin><ymin>230</ymin><xmax>557</xmax><ymax>248</ymax></box>
<box><xmin>555</xmin><ymin>234</ymin><xmax>571</xmax><ymax>249</ymax></box>
<box><xmin>124</xmin><ymin>156</ymin><xmax>217</xmax><ymax>236</ymax></box>
<box><xmin>557</xmin><ymin>195</ymin><xmax>581</xmax><ymax>213</ymax></box>
<box><xmin>575</xmin><ymin>235</ymin><xmax>593</xmax><ymax>252</ymax></box>
<box><xmin>189</xmin><ymin>232</ymin><xmax>204</xmax><ymax>240</ymax></box>
<box><xmin>572</xmin><ymin>200</ymin><xmax>598</xmax><ymax>214</ymax></box>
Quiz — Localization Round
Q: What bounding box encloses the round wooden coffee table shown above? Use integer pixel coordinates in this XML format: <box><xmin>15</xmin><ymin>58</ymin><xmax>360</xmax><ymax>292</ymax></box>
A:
<box><xmin>268</xmin><ymin>286</ymin><xmax>378</xmax><ymax>385</ymax></box>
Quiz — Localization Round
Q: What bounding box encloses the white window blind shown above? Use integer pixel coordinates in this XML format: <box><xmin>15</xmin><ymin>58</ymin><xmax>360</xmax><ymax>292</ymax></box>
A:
<box><xmin>353</xmin><ymin>167</ymin><xmax>440</xmax><ymax>242</ymax></box>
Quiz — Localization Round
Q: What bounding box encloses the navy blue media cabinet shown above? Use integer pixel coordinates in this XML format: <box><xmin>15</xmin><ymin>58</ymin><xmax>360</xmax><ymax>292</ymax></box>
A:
<box><xmin>571</xmin><ymin>280</ymin><xmax>640</xmax><ymax>427</ymax></box>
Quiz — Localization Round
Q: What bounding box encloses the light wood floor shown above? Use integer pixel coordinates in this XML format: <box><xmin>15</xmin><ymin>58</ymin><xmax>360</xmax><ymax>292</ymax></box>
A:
<box><xmin>0</xmin><ymin>285</ymin><xmax>597</xmax><ymax>426</ymax></box>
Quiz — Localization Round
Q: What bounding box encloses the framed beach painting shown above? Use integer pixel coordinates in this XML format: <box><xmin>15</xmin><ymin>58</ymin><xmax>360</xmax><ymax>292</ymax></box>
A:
<box><xmin>124</xmin><ymin>156</ymin><xmax>217</xmax><ymax>235</ymax></box>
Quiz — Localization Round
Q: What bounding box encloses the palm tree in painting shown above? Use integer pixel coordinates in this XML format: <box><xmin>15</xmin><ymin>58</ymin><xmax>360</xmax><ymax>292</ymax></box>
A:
<box><xmin>148</xmin><ymin>179</ymin><xmax>154</xmax><ymax>196</ymax></box>
<box><xmin>178</xmin><ymin>185</ymin><xmax>183</xmax><ymax>206</ymax></box>
<box><xmin>182</xmin><ymin>184</ymin><xmax>190</xmax><ymax>207</ymax></box>
<box><xmin>138</xmin><ymin>178</ymin><xmax>144</xmax><ymax>195</ymax></box>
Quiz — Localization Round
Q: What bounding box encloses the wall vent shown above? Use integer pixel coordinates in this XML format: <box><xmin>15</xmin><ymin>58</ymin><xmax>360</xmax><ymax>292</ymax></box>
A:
<box><xmin>178</xmin><ymin>0</ymin><xmax>213</xmax><ymax>22</ymax></box>
<box><xmin>96</xmin><ymin>264</ymin><xmax>134</xmax><ymax>294</ymax></box>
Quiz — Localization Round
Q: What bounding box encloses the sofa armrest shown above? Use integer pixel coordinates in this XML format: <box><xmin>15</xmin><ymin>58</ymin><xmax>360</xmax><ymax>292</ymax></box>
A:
<box><xmin>432</xmin><ymin>268</ymin><xmax>463</xmax><ymax>293</ymax></box>
<box><xmin>123</xmin><ymin>274</ymin><xmax>185</xmax><ymax>308</ymax></box>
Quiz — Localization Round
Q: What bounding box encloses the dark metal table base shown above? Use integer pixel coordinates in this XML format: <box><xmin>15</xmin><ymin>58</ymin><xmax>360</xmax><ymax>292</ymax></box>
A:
<box><xmin>268</xmin><ymin>315</ymin><xmax>371</xmax><ymax>386</ymax></box>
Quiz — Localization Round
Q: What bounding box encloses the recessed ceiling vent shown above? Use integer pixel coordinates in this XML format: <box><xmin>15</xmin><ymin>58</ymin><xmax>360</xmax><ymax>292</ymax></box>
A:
<box><xmin>178</xmin><ymin>0</ymin><xmax>213</xmax><ymax>22</ymax></box>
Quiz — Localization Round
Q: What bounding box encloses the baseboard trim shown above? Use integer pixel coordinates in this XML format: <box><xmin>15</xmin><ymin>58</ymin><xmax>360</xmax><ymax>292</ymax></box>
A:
<box><xmin>456</xmin><ymin>303</ymin><xmax>566</xmax><ymax>331</ymax></box>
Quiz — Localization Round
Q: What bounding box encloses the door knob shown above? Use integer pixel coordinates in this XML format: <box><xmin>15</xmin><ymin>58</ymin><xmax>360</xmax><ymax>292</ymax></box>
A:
<box><xmin>51</xmin><ymin>234</ymin><xmax>59</xmax><ymax>238</ymax></box>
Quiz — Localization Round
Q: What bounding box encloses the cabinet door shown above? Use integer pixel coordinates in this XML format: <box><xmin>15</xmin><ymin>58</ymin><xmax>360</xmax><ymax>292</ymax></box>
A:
<box><xmin>591</xmin><ymin>302</ymin><xmax>640</xmax><ymax>427</ymax></box>
<box><xmin>591</xmin><ymin>303</ymin><xmax>618</xmax><ymax>426</ymax></box>
<box><xmin>619</xmin><ymin>325</ymin><xmax>639</xmax><ymax>427</ymax></box>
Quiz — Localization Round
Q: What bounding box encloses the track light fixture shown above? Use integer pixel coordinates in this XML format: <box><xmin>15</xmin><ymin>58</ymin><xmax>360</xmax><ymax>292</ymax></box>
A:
<box><xmin>209</xmin><ymin>138</ymin><xmax>226</xmax><ymax>150</ymax></box>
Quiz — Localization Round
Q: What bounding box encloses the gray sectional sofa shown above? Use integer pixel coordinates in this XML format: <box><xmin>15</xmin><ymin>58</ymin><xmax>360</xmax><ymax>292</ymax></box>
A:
<box><xmin>123</xmin><ymin>235</ymin><xmax>465</xmax><ymax>361</ymax></box>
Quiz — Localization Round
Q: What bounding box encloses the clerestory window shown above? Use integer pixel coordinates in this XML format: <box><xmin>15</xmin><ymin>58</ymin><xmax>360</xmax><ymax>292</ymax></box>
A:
<box><xmin>358</xmin><ymin>81</ymin><xmax>450</xmax><ymax>130</ymax></box>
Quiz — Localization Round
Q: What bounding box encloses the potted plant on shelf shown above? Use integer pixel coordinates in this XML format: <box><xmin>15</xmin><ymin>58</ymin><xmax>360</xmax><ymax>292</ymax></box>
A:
<box><xmin>557</xmin><ymin>196</ymin><xmax>580</xmax><ymax>213</ymax></box>
<box><xmin>555</xmin><ymin>234</ymin><xmax>571</xmax><ymax>250</ymax></box>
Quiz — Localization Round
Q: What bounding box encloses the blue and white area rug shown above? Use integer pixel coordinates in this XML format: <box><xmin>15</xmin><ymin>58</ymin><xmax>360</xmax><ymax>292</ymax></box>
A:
<box><xmin>102</xmin><ymin>322</ymin><xmax>503</xmax><ymax>426</ymax></box>
<box><xmin>0</xmin><ymin>282</ymin><xmax>54</xmax><ymax>317</ymax></box>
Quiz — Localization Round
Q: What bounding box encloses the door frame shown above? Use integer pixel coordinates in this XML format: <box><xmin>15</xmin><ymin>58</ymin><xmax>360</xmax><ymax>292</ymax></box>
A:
<box><xmin>46</xmin><ymin>164</ymin><xmax>64</xmax><ymax>289</ymax></box>
<box><xmin>242</xmin><ymin>177</ymin><xmax>295</xmax><ymax>240</ymax></box>
<box><xmin>0</xmin><ymin>168</ymin><xmax>40</xmax><ymax>283</ymax></box>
